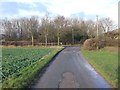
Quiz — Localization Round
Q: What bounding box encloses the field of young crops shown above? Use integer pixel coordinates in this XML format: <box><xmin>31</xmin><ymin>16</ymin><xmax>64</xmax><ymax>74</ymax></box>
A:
<box><xmin>81</xmin><ymin>47</ymin><xmax>118</xmax><ymax>87</ymax></box>
<box><xmin>1</xmin><ymin>47</ymin><xmax>62</xmax><ymax>88</ymax></box>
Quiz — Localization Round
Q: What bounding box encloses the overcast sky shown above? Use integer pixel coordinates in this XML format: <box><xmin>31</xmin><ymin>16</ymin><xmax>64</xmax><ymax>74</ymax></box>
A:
<box><xmin>0</xmin><ymin>0</ymin><xmax>119</xmax><ymax>25</ymax></box>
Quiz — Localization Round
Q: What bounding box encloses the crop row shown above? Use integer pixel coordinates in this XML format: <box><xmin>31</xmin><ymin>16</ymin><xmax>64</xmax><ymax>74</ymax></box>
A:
<box><xmin>2</xmin><ymin>47</ymin><xmax>54</xmax><ymax>82</ymax></box>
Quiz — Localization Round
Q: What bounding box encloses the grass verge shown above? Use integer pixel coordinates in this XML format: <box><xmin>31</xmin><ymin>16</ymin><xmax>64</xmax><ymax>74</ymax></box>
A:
<box><xmin>2</xmin><ymin>47</ymin><xmax>63</xmax><ymax>88</ymax></box>
<box><xmin>81</xmin><ymin>47</ymin><xmax>118</xmax><ymax>88</ymax></box>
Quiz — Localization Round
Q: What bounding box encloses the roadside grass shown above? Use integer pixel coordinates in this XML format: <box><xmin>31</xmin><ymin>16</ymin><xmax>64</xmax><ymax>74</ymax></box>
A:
<box><xmin>2</xmin><ymin>47</ymin><xmax>63</xmax><ymax>88</ymax></box>
<box><xmin>81</xmin><ymin>47</ymin><xmax>118</xmax><ymax>88</ymax></box>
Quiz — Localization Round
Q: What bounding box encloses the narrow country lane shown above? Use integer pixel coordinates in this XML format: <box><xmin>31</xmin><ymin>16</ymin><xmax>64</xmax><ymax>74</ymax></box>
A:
<box><xmin>31</xmin><ymin>47</ymin><xmax>111</xmax><ymax>88</ymax></box>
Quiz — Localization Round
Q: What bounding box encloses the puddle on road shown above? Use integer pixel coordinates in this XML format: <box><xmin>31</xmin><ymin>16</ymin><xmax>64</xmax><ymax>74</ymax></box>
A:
<box><xmin>84</xmin><ymin>63</ymin><xmax>111</xmax><ymax>88</ymax></box>
<box><xmin>59</xmin><ymin>72</ymin><xmax>79</xmax><ymax>88</ymax></box>
<box><xmin>85</xmin><ymin>64</ymin><xmax>98</xmax><ymax>77</ymax></box>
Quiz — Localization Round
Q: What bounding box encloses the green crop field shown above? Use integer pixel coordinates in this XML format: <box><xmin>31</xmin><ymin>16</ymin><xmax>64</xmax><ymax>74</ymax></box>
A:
<box><xmin>1</xmin><ymin>47</ymin><xmax>62</xmax><ymax>88</ymax></box>
<box><xmin>81</xmin><ymin>47</ymin><xmax>118</xmax><ymax>88</ymax></box>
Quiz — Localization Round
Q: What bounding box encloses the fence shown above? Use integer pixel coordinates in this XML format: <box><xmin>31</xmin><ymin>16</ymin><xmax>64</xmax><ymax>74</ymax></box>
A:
<box><xmin>1</xmin><ymin>41</ymin><xmax>59</xmax><ymax>46</ymax></box>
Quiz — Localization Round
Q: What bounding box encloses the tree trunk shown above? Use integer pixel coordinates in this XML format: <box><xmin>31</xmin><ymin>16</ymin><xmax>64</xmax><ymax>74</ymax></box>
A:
<box><xmin>58</xmin><ymin>36</ymin><xmax>60</xmax><ymax>46</ymax></box>
<box><xmin>57</xmin><ymin>29</ymin><xmax>60</xmax><ymax>46</ymax></box>
<box><xmin>31</xmin><ymin>34</ymin><xmax>34</xmax><ymax>46</ymax></box>
<box><xmin>72</xmin><ymin>29</ymin><xmax>74</xmax><ymax>45</ymax></box>
<box><xmin>45</xmin><ymin>35</ymin><xmax>47</xmax><ymax>46</ymax></box>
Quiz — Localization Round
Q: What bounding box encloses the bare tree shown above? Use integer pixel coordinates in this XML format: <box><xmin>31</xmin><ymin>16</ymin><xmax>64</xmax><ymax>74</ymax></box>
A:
<box><xmin>99</xmin><ymin>18</ymin><xmax>114</xmax><ymax>33</ymax></box>
<box><xmin>2</xmin><ymin>19</ymin><xmax>13</xmax><ymax>41</ymax></box>
<box><xmin>27</xmin><ymin>16</ymin><xmax>39</xmax><ymax>46</ymax></box>
<box><xmin>86</xmin><ymin>20</ymin><xmax>96</xmax><ymax>38</ymax></box>
<box><xmin>54</xmin><ymin>16</ymin><xmax>66</xmax><ymax>45</ymax></box>
<box><xmin>41</xmin><ymin>14</ymin><xmax>51</xmax><ymax>46</ymax></box>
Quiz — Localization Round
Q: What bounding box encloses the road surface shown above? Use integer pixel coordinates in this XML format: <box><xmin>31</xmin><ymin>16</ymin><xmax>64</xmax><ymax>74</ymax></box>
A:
<box><xmin>31</xmin><ymin>47</ymin><xmax>111</xmax><ymax>88</ymax></box>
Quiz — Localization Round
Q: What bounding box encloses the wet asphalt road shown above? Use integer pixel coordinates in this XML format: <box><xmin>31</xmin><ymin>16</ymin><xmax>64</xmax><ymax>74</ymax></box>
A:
<box><xmin>32</xmin><ymin>47</ymin><xmax>111</xmax><ymax>88</ymax></box>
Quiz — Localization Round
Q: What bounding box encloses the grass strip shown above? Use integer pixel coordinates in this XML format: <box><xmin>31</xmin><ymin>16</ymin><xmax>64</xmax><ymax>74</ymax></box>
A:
<box><xmin>81</xmin><ymin>47</ymin><xmax>118</xmax><ymax>88</ymax></box>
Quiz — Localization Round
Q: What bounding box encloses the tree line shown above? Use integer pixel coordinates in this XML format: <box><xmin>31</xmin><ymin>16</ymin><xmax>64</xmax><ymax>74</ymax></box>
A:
<box><xmin>0</xmin><ymin>14</ymin><xmax>117</xmax><ymax>46</ymax></box>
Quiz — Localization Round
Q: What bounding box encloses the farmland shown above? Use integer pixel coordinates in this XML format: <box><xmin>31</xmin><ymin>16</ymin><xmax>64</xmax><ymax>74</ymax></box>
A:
<box><xmin>1</xmin><ymin>47</ymin><xmax>62</xmax><ymax>88</ymax></box>
<box><xmin>81</xmin><ymin>47</ymin><xmax>118</xmax><ymax>87</ymax></box>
